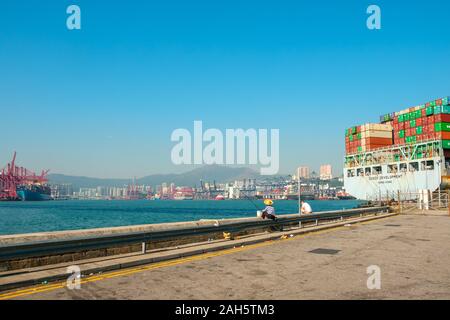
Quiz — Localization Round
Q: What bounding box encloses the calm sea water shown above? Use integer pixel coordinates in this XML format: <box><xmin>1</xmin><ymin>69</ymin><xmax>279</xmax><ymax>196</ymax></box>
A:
<box><xmin>0</xmin><ymin>199</ymin><xmax>364</xmax><ymax>235</ymax></box>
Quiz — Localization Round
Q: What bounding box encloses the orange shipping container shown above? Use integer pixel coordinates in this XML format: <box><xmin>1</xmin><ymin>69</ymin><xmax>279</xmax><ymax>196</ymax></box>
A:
<box><xmin>367</xmin><ymin>144</ymin><xmax>391</xmax><ymax>151</ymax></box>
<box><xmin>435</xmin><ymin>132</ymin><xmax>450</xmax><ymax>140</ymax></box>
<box><xmin>364</xmin><ymin>137</ymin><xmax>393</xmax><ymax>145</ymax></box>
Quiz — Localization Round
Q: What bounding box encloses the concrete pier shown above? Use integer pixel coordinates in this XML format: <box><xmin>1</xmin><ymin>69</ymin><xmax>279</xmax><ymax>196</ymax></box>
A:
<box><xmin>1</xmin><ymin>211</ymin><xmax>449</xmax><ymax>300</ymax></box>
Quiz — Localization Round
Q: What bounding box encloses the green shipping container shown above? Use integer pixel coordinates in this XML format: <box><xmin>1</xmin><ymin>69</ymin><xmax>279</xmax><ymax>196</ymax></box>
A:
<box><xmin>426</xmin><ymin>106</ymin><xmax>434</xmax><ymax>116</ymax></box>
<box><xmin>434</xmin><ymin>106</ymin><xmax>442</xmax><ymax>114</ymax></box>
<box><xmin>404</xmin><ymin>113</ymin><xmax>410</xmax><ymax>121</ymax></box>
<box><xmin>406</xmin><ymin>136</ymin><xmax>411</xmax><ymax>143</ymax></box>
<box><xmin>442</xmin><ymin>105</ymin><xmax>450</xmax><ymax>114</ymax></box>
<box><xmin>443</xmin><ymin>97</ymin><xmax>449</xmax><ymax>106</ymax></box>
<box><xmin>415</xmin><ymin>110</ymin><xmax>421</xmax><ymax>118</ymax></box>
<box><xmin>399</xmin><ymin>130</ymin><xmax>405</xmax><ymax>138</ymax></box>
<box><xmin>357</xmin><ymin>146</ymin><xmax>362</xmax><ymax>152</ymax></box>
<box><xmin>416</xmin><ymin>126</ymin><xmax>423</xmax><ymax>134</ymax></box>
<box><xmin>411</xmin><ymin>136</ymin><xmax>417</xmax><ymax>143</ymax></box>
<box><xmin>442</xmin><ymin>140</ymin><xmax>450</xmax><ymax>149</ymax></box>
<box><xmin>349</xmin><ymin>135</ymin><xmax>354</xmax><ymax>142</ymax></box>
<box><xmin>430</xmin><ymin>101</ymin><xmax>436</xmax><ymax>107</ymax></box>
<box><xmin>435</xmin><ymin>122</ymin><xmax>450</xmax><ymax>132</ymax></box>
<box><xmin>352</xmin><ymin>127</ymin><xmax>357</xmax><ymax>134</ymax></box>
<box><xmin>410</xmin><ymin>119</ymin><xmax>416</xmax><ymax>128</ymax></box>
<box><xmin>416</xmin><ymin>153</ymin><xmax>423</xmax><ymax>159</ymax></box>
<box><xmin>410</xmin><ymin>112</ymin><xmax>416</xmax><ymax>120</ymax></box>
<box><xmin>357</xmin><ymin>133</ymin><xmax>362</xmax><ymax>140</ymax></box>
<box><xmin>398</xmin><ymin>114</ymin><xmax>404</xmax><ymax>122</ymax></box>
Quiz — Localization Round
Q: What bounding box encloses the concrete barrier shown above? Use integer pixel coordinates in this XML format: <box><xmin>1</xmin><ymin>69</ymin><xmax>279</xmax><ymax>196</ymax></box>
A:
<box><xmin>0</xmin><ymin>207</ymin><xmax>389</xmax><ymax>271</ymax></box>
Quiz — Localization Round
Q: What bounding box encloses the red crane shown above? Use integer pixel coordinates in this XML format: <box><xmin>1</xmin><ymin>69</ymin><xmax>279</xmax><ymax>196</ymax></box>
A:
<box><xmin>0</xmin><ymin>152</ymin><xmax>49</xmax><ymax>201</ymax></box>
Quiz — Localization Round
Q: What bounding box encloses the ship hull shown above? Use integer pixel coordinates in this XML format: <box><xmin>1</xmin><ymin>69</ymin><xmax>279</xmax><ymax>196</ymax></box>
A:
<box><xmin>17</xmin><ymin>186</ymin><xmax>52</xmax><ymax>201</ymax></box>
<box><xmin>344</xmin><ymin>161</ymin><xmax>442</xmax><ymax>201</ymax></box>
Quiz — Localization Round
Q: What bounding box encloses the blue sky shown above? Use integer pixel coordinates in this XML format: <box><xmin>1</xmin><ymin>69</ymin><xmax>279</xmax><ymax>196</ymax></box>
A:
<box><xmin>1</xmin><ymin>0</ymin><xmax>449</xmax><ymax>178</ymax></box>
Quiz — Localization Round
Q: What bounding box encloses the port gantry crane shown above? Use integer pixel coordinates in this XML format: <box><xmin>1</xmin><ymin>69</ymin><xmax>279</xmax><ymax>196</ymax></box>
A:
<box><xmin>0</xmin><ymin>152</ymin><xmax>49</xmax><ymax>201</ymax></box>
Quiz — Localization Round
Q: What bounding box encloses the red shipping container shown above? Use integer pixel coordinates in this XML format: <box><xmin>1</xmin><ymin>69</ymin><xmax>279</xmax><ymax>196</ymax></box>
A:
<box><xmin>416</xmin><ymin>118</ymin><xmax>423</xmax><ymax>126</ymax></box>
<box><xmin>393</xmin><ymin>124</ymin><xmax>399</xmax><ymax>131</ymax></box>
<box><xmin>429</xmin><ymin>116</ymin><xmax>436</xmax><ymax>124</ymax></box>
<box><xmin>421</xmin><ymin>109</ymin><xmax>426</xmax><ymax>117</ymax></box>
<box><xmin>406</xmin><ymin>128</ymin><xmax>412</xmax><ymax>136</ymax></box>
<box><xmin>399</xmin><ymin>122</ymin><xmax>405</xmax><ymax>130</ymax></box>
<box><xmin>405</xmin><ymin>121</ymin><xmax>410</xmax><ymax>129</ymax></box>
<box><xmin>434</xmin><ymin>114</ymin><xmax>450</xmax><ymax>122</ymax></box>
<box><xmin>393</xmin><ymin>117</ymin><xmax>399</xmax><ymax>124</ymax></box>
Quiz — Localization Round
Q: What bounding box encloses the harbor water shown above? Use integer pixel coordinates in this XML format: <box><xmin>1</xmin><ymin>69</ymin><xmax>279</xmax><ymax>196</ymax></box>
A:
<box><xmin>0</xmin><ymin>199</ymin><xmax>364</xmax><ymax>236</ymax></box>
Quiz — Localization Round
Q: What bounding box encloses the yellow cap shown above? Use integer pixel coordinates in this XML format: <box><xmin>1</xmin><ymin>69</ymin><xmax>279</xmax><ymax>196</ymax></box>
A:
<box><xmin>264</xmin><ymin>199</ymin><xmax>273</xmax><ymax>206</ymax></box>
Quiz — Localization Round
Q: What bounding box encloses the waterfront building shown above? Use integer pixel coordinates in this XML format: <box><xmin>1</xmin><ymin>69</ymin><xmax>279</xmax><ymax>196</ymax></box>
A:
<box><xmin>320</xmin><ymin>164</ymin><xmax>333</xmax><ymax>180</ymax></box>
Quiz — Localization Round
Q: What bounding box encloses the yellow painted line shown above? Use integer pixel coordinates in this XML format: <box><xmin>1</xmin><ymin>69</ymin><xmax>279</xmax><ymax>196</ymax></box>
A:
<box><xmin>0</xmin><ymin>240</ymin><xmax>276</xmax><ymax>300</ymax></box>
<box><xmin>0</xmin><ymin>213</ymin><xmax>394</xmax><ymax>300</ymax></box>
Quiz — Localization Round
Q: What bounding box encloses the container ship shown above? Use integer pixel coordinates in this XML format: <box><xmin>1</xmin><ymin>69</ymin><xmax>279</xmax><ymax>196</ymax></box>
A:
<box><xmin>16</xmin><ymin>184</ymin><xmax>52</xmax><ymax>201</ymax></box>
<box><xmin>344</xmin><ymin>96</ymin><xmax>450</xmax><ymax>200</ymax></box>
<box><xmin>0</xmin><ymin>152</ymin><xmax>52</xmax><ymax>201</ymax></box>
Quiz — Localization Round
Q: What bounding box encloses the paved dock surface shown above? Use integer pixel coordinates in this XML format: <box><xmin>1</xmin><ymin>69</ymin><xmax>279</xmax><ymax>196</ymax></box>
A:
<box><xmin>13</xmin><ymin>214</ymin><xmax>450</xmax><ymax>299</ymax></box>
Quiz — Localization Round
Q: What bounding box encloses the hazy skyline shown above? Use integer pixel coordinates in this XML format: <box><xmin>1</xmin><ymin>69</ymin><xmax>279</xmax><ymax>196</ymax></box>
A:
<box><xmin>1</xmin><ymin>1</ymin><xmax>450</xmax><ymax>178</ymax></box>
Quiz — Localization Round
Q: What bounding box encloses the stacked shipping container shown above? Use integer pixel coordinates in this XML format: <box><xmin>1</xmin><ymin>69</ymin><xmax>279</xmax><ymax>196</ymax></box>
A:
<box><xmin>391</xmin><ymin>97</ymin><xmax>450</xmax><ymax>147</ymax></box>
<box><xmin>345</xmin><ymin>96</ymin><xmax>450</xmax><ymax>155</ymax></box>
<box><xmin>345</xmin><ymin>123</ymin><xmax>393</xmax><ymax>154</ymax></box>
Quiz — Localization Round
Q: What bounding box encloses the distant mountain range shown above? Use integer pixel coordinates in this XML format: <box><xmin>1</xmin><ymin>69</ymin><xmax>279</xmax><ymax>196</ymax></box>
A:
<box><xmin>48</xmin><ymin>166</ymin><xmax>262</xmax><ymax>189</ymax></box>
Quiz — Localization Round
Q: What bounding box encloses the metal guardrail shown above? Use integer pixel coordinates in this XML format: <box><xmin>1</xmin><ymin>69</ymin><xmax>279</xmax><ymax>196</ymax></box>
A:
<box><xmin>0</xmin><ymin>206</ymin><xmax>389</xmax><ymax>262</ymax></box>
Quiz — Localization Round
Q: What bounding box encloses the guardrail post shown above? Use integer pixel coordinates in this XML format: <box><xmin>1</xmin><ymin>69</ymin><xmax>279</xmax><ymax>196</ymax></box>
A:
<box><xmin>315</xmin><ymin>219</ymin><xmax>318</xmax><ymax>226</ymax></box>
<box><xmin>438</xmin><ymin>188</ymin><xmax>442</xmax><ymax>208</ymax></box>
<box><xmin>141</xmin><ymin>242</ymin><xmax>146</xmax><ymax>254</ymax></box>
<box><xmin>448</xmin><ymin>190</ymin><xmax>450</xmax><ymax>216</ymax></box>
<box><xmin>299</xmin><ymin>221</ymin><xmax>302</xmax><ymax>228</ymax></box>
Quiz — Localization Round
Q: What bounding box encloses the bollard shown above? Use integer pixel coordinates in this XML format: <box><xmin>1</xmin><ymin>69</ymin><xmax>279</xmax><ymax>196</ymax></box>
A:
<box><xmin>141</xmin><ymin>242</ymin><xmax>146</xmax><ymax>254</ymax></box>
<box><xmin>315</xmin><ymin>219</ymin><xmax>318</xmax><ymax>226</ymax></box>
<box><xmin>299</xmin><ymin>221</ymin><xmax>302</xmax><ymax>228</ymax></box>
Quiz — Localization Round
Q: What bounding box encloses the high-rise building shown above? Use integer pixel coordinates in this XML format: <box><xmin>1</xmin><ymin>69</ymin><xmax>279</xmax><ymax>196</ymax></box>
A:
<box><xmin>296</xmin><ymin>166</ymin><xmax>310</xmax><ymax>179</ymax></box>
<box><xmin>320</xmin><ymin>164</ymin><xmax>333</xmax><ymax>180</ymax></box>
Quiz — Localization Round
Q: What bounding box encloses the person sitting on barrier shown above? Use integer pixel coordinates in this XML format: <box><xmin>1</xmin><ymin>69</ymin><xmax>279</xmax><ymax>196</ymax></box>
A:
<box><xmin>261</xmin><ymin>199</ymin><xmax>277</xmax><ymax>220</ymax></box>
<box><xmin>300</xmin><ymin>200</ymin><xmax>312</xmax><ymax>215</ymax></box>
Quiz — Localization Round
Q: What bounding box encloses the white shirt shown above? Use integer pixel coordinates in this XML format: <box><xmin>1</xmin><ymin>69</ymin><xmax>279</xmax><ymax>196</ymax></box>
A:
<box><xmin>301</xmin><ymin>202</ymin><xmax>312</xmax><ymax>214</ymax></box>
<box><xmin>263</xmin><ymin>206</ymin><xmax>275</xmax><ymax>215</ymax></box>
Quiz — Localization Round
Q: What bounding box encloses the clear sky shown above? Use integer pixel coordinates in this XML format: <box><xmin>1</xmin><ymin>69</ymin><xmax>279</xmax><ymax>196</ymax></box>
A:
<box><xmin>1</xmin><ymin>0</ymin><xmax>449</xmax><ymax>178</ymax></box>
